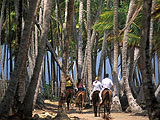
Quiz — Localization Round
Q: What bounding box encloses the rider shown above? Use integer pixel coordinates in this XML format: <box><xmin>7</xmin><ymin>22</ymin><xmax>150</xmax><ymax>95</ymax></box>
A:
<box><xmin>76</xmin><ymin>78</ymin><xmax>85</xmax><ymax>92</ymax></box>
<box><xmin>66</xmin><ymin>76</ymin><xmax>73</xmax><ymax>90</ymax></box>
<box><xmin>99</xmin><ymin>73</ymin><xmax>113</xmax><ymax>103</ymax></box>
<box><xmin>89</xmin><ymin>76</ymin><xmax>102</xmax><ymax>102</ymax></box>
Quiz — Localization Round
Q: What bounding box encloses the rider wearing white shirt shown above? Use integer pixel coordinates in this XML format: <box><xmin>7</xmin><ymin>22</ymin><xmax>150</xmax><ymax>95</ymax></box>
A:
<box><xmin>90</xmin><ymin>77</ymin><xmax>102</xmax><ymax>101</ymax></box>
<box><xmin>99</xmin><ymin>73</ymin><xmax>113</xmax><ymax>102</ymax></box>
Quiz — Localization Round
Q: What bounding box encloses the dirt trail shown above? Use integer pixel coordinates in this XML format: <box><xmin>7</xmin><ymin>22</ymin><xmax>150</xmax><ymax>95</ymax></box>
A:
<box><xmin>33</xmin><ymin>100</ymin><xmax>149</xmax><ymax>120</ymax></box>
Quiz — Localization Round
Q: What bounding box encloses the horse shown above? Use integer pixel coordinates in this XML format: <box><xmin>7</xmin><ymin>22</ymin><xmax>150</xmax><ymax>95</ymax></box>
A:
<box><xmin>92</xmin><ymin>90</ymin><xmax>100</xmax><ymax>117</ymax></box>
<box><xmin>74</xmin><ymin>90</ymin><xmax>85</xmax><ymax>113</ymax></box>
<box><xmin>65</xmin><ymin>88</ymin><xmax>74</xmax><ymax>111</ymax></box>
<box><xmin>100</xmin><ymin>88</ymin><xmax>112</xmax><ymax>118</ymax></box>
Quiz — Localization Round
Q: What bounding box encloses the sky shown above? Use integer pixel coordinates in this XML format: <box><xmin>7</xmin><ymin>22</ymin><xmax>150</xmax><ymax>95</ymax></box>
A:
<box><xmin>0</xmin><ymin>45</ymin><xmax>159</xmax><ymax>85</ymax></box>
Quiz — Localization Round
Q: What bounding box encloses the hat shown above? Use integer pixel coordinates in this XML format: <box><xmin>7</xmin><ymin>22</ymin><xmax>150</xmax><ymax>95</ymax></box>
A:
<box><xmin>95</xmin><ymin>77</ymin><xmax>99</xmax><ymax>80</ymax></box>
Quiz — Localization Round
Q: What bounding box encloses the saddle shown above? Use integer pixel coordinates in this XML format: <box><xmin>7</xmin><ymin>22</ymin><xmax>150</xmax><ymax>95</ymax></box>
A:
<box><xmin>102</xmin><ymin>88</ymin><xmax>113</xmax><ymax>100</ymax></box>
<box><xmin>102</xmin><ymin>88</ymin><xmax>112</xmax><ymax>94</ymax></box>
<box><xmin>65</xmin><ymin>88</ymin><xmax>74</xmax><ymax>96</ymax></box>
<box><xmin>76</xmin><ymin>90</ymin><xmax>85</xmax><ymax>96</ymax></box>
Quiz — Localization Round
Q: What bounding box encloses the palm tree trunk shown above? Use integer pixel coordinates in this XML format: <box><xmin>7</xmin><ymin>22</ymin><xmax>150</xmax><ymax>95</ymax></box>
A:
<box><xmin>18</xmin><ymin>0</ymin><xmax>52</xmax><ymax>118</ymax></box>
<box><xmin>0</xmin><ymin>0</ymin><xmax>7</xmax><ymax>95</ymax></box>
<box><xmin>90</xmin><ymin>0</ymin><xmax>103</xmax><ymax>47</ymax></box>
<box><xmin>33</xmin><ymin>63</ymin><xmax>43</xmax><ymax>108</ymax></box>
<box><xmin>128</xmin><ymin>48</ymin><xmax>140</xmax><ymax>98</ymax></box>
<box><xmin>0</xmin><ymin>0</ymin><xmax>40</xmax><ymax>119</ymax></box>
<box><xmin>98</xmin><ymin>31</ymin><xmax>108</xmax><ymax>79</ymax></box>
<box><xmin>155</xmin><ymin>85</ymin><xmax>160</xmax><ymax>101</ymax></box>
<box><xmin>122</xmin><ymin>0</ymin><xmax>142</xmax><ymax>113</ymax></box>
<box><xmin>86</xmin><ymin>0</ymin><xmax>92</xmax><ymax>95</ymax></box>
<box><xmin>112</xmin><ymin>0</ymin><xmax>122</xmax><ymax>112</ymax></box>
<box><xmin>140</xmin><ymin>0</ymin><xmax>160</xmax><ymax>119</ymax></box>
<box><xmin>78</xmin><ymin>0</ymin><xmax>83</xmax><ymax>79</ymax></box>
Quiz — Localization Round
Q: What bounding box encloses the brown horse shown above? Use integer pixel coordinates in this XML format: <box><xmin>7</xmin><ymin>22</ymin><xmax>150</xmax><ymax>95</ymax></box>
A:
<box><xmin>65</xmin><ymin>88</ymin><xmax>74</xmax><ymax>111</ymax></box>
<box><xmin>100</xmin><ymin>88</ymin><xmax>112</xmax><ymax>118</ymax></box>
<box><xmin>74</xmin><ymin>91</ymin><xmax>85</xmax><ymax>113</ymax></box>
<box><xmin>92</xmin><ymin>91</ymin><xmax>100</xmax><ymax>117</ymax></box>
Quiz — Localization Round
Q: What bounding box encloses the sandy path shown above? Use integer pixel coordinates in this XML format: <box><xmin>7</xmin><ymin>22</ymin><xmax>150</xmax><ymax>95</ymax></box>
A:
<box><xmin>33</xmin><ymin>100</ymin><xmax>149</xmax><ymax>120</ymax></box>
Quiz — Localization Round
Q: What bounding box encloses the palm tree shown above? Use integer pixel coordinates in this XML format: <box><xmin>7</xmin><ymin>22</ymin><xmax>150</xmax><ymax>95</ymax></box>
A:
<box><xmin>140</xmin><ymin>0</ymin><xmax>160</xmax><ymax>119</ymax></box>
<box><xmin>98</xmin><ymin>31</ymin><xmax>108</xmax><ymax>79</ymax></box>
<box><xmin>18</xmin><ymin>0</ymin><xmax>52</xmax><ymax>118</ymax></box>
<box><xmin>0</xmin><ymin>0</ymin><xmax>7</xmax><ymax>101</ymax></box>
<box><xmin>112</xmin><ymin>0</ymin><xmax>122</xmax><ymax>112</ymax></box>
<box><xmin>86</xmin><ymin>0</ymin><xmax>92</xmax><ymax>94</ymax></box>
<box><xmin>78</xmin><ymin>0</ymin><xmax>83</xmax><ymax>79</ymax></box>
<box><xmin>0</xmin><ymin>0</ymin><xmax>40</xmax><ymax>119</ymax></box>
<box><xmin>54</xmin><ymin>0</ymin><xmax>74</xmax><ymax>119</ymax></box>
<box><xmin>122</xmin><ymin>0</ymin><xmax>142</xmax><ymax>113</ymax></box>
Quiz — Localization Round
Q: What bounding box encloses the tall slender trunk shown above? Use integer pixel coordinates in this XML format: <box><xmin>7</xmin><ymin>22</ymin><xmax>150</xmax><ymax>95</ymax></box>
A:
<box><xmin>98</xmin><ymin>31</ymin><xmax>108</xmax><ymax>79</ymax></box>
<box><xmin>112</xmin><ymin>0</ymin><xmax>122</xmax><ymax>112</ymax></box>
<box><xmin>128</xmin><ymin>48</ymin><xmax>140</xmax><ymax>98</ymax></box>
<box><xmin>86</xmin><ymin>0</ymin><xmax>92</xmax><ymax>95</ymax></box>
<box><xmin>33</xmin><ymin>63</ymin><xmax>43</xmax><ymax>108</ymax></box>
<box><xmin>140</xmin><ymin>0</ymin><xmax>160</xmax><ymax>119</ymax></box>
<box><xmin>50</xmin><ymin>20</ymin><xmax>56</xmax><ymax>97</ymax></box>
<box><xmin>78</xmin><ymin>0</ymin><xmax>83</xmax><ymax>79</ymax></box>
<box><xmin>92</xmin><ymin>38</ymin><xmax>98</xmax><ymax>80</ymax></box>
<box><xmin>0</xmin><ymin>0</ymin><xmax>40</xmax><ymax>119</ymax></box>
<box><xmin>54</xmin><ymin>0</ymin><xmax>74</xmax><ymax>119</ymax></box>
<box><xmin>122</xmin><ymin>0</ymin><xmax>142</xmax><ymax>113</ymax></box>
<box><xmin>0</xmin><ymin>0</ymin><xmax>7</xmax><ymax>101</ymax></box>
<box><xmin>18</xmin><ymin>0</ymin><xmax>52</xmax><ymax>118</ymax></box>
<box><xmin>33</xmin><ymin>19</ymin><xmax>40</xmax><ymax>108</ymax></box>
<box><xmin>90</xmin><ymin>0</ymin><xmax>103</xmax><ymax>47</ymax></box>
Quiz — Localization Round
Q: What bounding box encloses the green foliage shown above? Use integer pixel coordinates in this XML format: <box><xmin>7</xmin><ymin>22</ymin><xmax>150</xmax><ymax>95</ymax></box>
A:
<box><xmin>92</xmin><ymin>9</ymin><xmax>113</xmax><ymax>33</ymax></box>
<box><xmin>92</xmin><ymin>1</ymin><xmax>145</xmax><ymax>48</ymax></box>
<box><xmin>127</xmin><ymin>33</ymin><xmax>140</xmax><ymax>47</ymax></box>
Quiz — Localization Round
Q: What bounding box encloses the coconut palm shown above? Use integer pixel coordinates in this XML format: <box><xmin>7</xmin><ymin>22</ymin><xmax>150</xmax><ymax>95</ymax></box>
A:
<box><xmin>121</xmin><ymin>0</ymin><xmax>142</xmax><ymax>113</ymax></box>
<box><xmin>112</xmin><ymin>0</ymin><xmax>122</xmax><ymax>112</ymax></box>
<box><xmin>86</xmin><ymin>0</ymin><xmax>92</xmax><ymax>94</ymax></box>
<box><xmin>140</xmin><ymin>0</ymin><xmax>160</xmax><ymax>119</ymax></box>
<box><xmin>0</xmin><ymin>0</ymin><xmax>40</xmax><ymax>119</ymax></box>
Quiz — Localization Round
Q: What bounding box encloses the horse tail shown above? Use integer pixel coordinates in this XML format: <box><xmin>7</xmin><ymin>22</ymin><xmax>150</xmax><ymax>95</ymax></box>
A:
<box><xmin>93</xmin><ymin>91</ymin><xmax>99</xmax><ymax>104</ymax></box>
<box><xmin>106</xmin><ymin>91</ymin><xmax>109</xmax><ymax>101</ymax></box>
<box><xmin>101</xmin><ymin>90</ymin><xmax>109</xmax><ymax>105</ymax></box>
<box><xmin>79</xmin><ymin>93</ymin><xmax>82</xmax><ymax>101</ymax></box>
<box><xmin>67</xmin><ymin>93</ymin><xmax>71</xmax><ymax>102</ymax></box>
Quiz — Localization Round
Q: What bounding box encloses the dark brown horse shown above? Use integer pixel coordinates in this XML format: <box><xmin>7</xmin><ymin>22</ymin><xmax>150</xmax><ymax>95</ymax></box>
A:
<box><xmin>100</xmin><ymin>88</ymin><xmax>112</xmax><ymax>118</ymax></box>
<box><xmin>65</xmin><ymin>88</ymin><xmax>74</xmax><ymax>111</ymax></box>
<box><xmin>74</xmin><ymin>91</ymin><xmax>85</xmax><ymax>113</ymax></box>
<box><xmin>92</xmin><ymin>91</ymin><xmax>100</xmax><ymax>117</ymax></box>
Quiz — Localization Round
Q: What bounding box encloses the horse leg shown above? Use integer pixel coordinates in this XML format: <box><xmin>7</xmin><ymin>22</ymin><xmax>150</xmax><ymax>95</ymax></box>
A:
<box><xmin>98</xmin><ymin>104</ymin><xmax>100</xmax><ymax>117</ymax></box>
<box><xmin>74</xmin><ymin>95</ymin><xmax>78</xmax><ymax>107</ymax></box>
<box><xmin>80</xmin><ymin>101</ymin><xmax>82</xmax><ymax>113</ymax></box>
<box><xmin>70</xmin><ymin>94</ymin><xmax>73</xmax><ymax>109</ymax></box>
<box><xmin>109</xmin><ymin>101</ymin><xmax>111</xmax><ymax>114</ymax></box>
<box><xmin>106</xmin><ymin>103</ymin><xmax>109</xmax><ymax>115</ymax></box>
<box><xmin>94</xmin><ymin>105</ymin><xmax>97</xmax><ymax>117</ymax></box>
<box><xmin>82</xmin><ymin>94</ymin><xmax>84</xmax><ymax>110</ymax></box>
<box><xmin>80</xmin><ymin>96</ymin><xmax>83</xmax><ymax>113</ymax></box>
<box><xmin>78</xmin><ymin>98</ymin><xmax>82</xmax><ymax>113</ymax></box>
<box><xmin>106</xmin><ymin>101</ymin><xmax>111</xmax><ymax>115</ymax></box>
<box><xmin>104</xmin><ymin>106</ymin><xmax>106</xmax><ymax>118</ymax></box>
<box><xmin>67</xmin><ymin>101</ymin><xmax>69</xmax><ymax>111</ymax></box>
